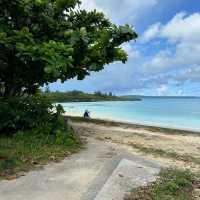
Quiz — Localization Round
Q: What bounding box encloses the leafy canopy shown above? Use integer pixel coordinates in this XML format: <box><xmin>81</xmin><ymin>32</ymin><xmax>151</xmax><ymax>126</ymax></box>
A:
<box><xmin>0</xmin><ymin>0</ymin><xmax>137</xmax><ymax>97</ymax></box>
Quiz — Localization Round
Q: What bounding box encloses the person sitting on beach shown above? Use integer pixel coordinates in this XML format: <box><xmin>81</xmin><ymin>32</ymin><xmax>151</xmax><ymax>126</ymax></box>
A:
<box><xmin>83</xmin><ymin>110</ymin><xmax>90</xmax><ymax>118</ymax></box>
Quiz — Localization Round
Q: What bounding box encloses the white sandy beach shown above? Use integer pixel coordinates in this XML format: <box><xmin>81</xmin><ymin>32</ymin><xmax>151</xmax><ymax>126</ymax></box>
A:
<box><xmin>69</xmin><ymin>117</ymin><xmax>200</xmax><ymax>174</ymax></box>
<box><xmin>64</xmin><ymin>111</ymin><xmax>200</xmax><ymax>133</ymax></box>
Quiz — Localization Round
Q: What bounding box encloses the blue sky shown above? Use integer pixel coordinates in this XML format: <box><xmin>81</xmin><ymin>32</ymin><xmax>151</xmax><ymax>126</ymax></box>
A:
<box><xmin>50</xmin><ymin>0</ymin><xmax>200</xmax><ymax>96</ymax></box>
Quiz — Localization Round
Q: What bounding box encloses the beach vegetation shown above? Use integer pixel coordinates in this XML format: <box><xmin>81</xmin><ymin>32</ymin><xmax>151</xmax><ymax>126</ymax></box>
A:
<box><xmin>0</xmin><ymin>124</ymin><xmax>81</xmax><ymax>180</ymax></box>
<box><xmin>0</xmin><ymin>95</ymin><xmax>54</xmax><ymax>134</ymax></box>
<box><xmin>0</xmin><ymin>94</ymin><xmax>81</xmax><ymax>179</ymax></box>
<box><xmin>0</xmin><ymin>0</ymin><xmax>136</xmax><ymax>177</ymax></box>
<box><xmin>125</xmin><ymin>168</ymin><xmax>199</xmax><ymax>200</ymax></box>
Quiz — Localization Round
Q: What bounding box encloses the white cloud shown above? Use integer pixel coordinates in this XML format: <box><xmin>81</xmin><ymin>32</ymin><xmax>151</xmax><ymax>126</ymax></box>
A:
<box><xmin>157</xmin><ymin>84</ymin><xmax>168</xmax><ymax>95</ymax></box>
<box><xmin>141</xmin><ymin>23</ymin><xmax>161</xmax><ymax>43</ymax></box>
<box><xmin>161</xmin><ymin>12</ymin><xmax>200</xmax><ymax>43</ymax></box>
<box><xmin>176</xmin><ymin>65</ymin><xmax>200</xmax><ymax>82</ymax></box>
<box><xmin>80</xmin><ymin>0</ymin><xmax>158</xmax><ymax>24</ymax></box>
<box><xmin>141</xmin><ymin>12</ymin><xmax>200</xmax><ymax>43</ymax></box>
<box><xmin>142</xmin><ymin>12</ymin><xmax>200</xmax><ymax>74</ymax></box>
<box><xmin>79</xmin><ymin>0</ymin><xmax>103</xmax><ymax>12</ymax></box>
<box><xmin>177</xmin><ymin>90</ymin><xmax>183</xmax><ymax>96</ymax></box>
<box><xmin>142</xmin><ymin>50</ymin><xmax>173</xmax><ymax>72</ymax></box>
<box><xmin>121</xmin><ymin>43</ymin><xmax>140</xmax><ymax>58</ymax></box>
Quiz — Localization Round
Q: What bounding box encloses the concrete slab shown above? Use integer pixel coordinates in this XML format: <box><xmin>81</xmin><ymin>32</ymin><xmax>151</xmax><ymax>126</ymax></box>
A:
<box><xmin>94</xmin><ymin>159</ymin><xmax>159</xmax><ymax>200</ymax></box>
<box><xmin>81</xmin><ymin>153</ymin><xmax>162</xmax><ymax>200</ymax></box>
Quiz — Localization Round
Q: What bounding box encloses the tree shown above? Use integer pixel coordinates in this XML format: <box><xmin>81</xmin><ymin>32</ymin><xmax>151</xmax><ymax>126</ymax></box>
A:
<box><xmin>94</xmin><ymin>91</ymin><xmax>103</xmax><ymax>96</ymax></box>
<box><xmin>0</xmin><ymin>0</ymin><xmax>137</xmax><ymax>97</ymax></box>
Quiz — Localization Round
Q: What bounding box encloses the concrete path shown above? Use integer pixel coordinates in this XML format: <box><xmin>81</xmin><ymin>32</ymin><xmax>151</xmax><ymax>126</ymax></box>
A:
<box><xmin>0</xmin><ymin>138</ymin><xmax>163</xmax><ymax>200</ymax></box>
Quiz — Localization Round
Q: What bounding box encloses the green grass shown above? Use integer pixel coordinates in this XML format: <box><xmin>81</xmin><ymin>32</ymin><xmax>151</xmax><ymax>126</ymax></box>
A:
<box><xmin>0</xmin><ymin>127</ymin><xmax>81</xmax><ymax>180</ymax></box>
<box><xmin>125</xmin><ymin>169</ymin><xmax>198</xmax><ymax>200</ymax></box>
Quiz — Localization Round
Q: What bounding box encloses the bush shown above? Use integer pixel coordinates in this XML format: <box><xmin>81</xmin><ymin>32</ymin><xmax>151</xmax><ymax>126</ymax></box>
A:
<box><xmin>125</xmin><ymin>169</ymin><xmax>195</xmax><ymax>200</ymax></box>
<box><xmin>0</xmin><ymin>95</ymin><xmax>65</xmax><ymax>135</ymax></box>
<box><xmin>0</xmin><ymin>123</ymin><xmax>79</xmax><ymax>179</ymax></box>
<box><xmin>0</xmin><ymin>95</ymin><xmax>81</xmax><ymax>179</ymax></box>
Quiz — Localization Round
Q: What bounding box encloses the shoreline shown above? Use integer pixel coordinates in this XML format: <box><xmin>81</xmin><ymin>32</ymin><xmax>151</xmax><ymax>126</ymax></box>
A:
<box><xmin>64</xmin><ymin>112</ymin><xmax>200</xmax><ymax>135</ymax></box>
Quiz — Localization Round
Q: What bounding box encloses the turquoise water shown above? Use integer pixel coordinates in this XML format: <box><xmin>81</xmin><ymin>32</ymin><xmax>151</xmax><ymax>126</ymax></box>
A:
<box><xmin>59</xmin><ymin>97</ymin><xmax>200</xmax><ymax>131</ymax></box>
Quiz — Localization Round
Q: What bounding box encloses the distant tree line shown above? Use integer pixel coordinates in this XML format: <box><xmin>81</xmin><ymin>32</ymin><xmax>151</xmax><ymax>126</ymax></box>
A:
<box><xmin>42</xmin><ymin>89</ymin><xmax>120</xmax><ymax>102</ymax></box>
<box><xmin>42</xmin><ymin>89</ymin><xmax>141</xmax><ymax>102</ymax></box>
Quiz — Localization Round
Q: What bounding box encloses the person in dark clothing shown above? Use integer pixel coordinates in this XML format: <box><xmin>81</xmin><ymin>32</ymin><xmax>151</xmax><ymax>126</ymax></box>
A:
<box><xmin>83</xmin><ymin>110</ymin><xmax>90</xmax><ymax>118</ymax></box>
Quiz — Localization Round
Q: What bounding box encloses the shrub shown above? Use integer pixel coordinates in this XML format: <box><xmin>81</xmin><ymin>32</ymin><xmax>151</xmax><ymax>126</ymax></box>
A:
<box><xmin>125</xmin><ymin>169</ymin><xmax>195</xmax><ymax>200</ymax></box>
<box><xmin>0</xmin><ymin>95</ymin><xmax>65</xmax><ymax>135</ymax></box>
<box><xmin>0</xmin><ymin>123</ymin><xmax>79</xmax><ymax>179</ymax></box>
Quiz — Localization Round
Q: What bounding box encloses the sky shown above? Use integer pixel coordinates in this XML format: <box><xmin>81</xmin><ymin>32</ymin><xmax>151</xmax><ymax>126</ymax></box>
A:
<box><xmin>49</xmin><ymin>0</ymin><xmax>200</xmax><ymax>96</ymax></box>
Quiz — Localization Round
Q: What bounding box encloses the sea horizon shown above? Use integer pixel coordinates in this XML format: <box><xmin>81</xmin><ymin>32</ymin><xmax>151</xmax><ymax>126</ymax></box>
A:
<box><xmin>120</xmin><ymin>95</ymin><xmax>200</xmax><ymax>98</ymax></box>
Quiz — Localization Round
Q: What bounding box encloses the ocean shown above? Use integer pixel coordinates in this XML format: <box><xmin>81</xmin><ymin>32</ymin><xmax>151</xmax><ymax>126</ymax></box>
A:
<box><xmin>59</xmin><ymin>97</ymin><xmax>200</xmax><ymax>131</ymax></box>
